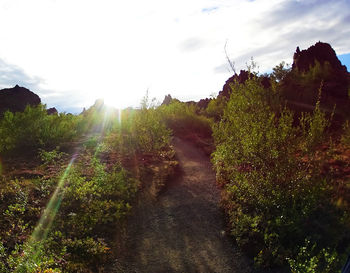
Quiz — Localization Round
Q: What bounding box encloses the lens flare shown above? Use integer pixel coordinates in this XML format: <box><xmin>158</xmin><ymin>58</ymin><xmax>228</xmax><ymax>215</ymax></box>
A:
<box><xmin>15</xmin><ymin>154</ymin><xmax>77</xmax><ymax>271</ymax></box>
<box><xmin>101</xmin><ymin>108</ymin><xmax>108</xmax><ymax>134</ymax></box>
<box><xmin>14</xmin><ymin>105</ymin><xmax>120</xmax><ymax>271</ymax></box>
<box><xmin>30</xmin><ymin>154</ymin><xmax>76</xmax><ymax>243</ymax></box>
<box><xmin>118</xmin><ymin>108</ymin><xmax>121</xmax><ymax>125</ymax></box>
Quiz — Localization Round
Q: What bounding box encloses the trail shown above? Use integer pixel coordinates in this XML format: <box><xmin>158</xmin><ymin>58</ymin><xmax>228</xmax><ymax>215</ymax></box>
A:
<box><xmin>113</xmin><ymin>137</ymin><xmax>252</xmax><ymax>273</ymax></box>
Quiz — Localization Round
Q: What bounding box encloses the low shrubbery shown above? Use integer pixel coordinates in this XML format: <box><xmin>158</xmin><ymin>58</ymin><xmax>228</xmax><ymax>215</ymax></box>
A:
<box><xmin>57</xmin><ymin>154</ymin><xmax>138</xmax><ymax>236</ymax></box>
<box><xmin>205</xmin><ymin>95</ymin><xmax>227</xmax><ymax>121</ymax></box>
<box><xmin>212</xmin><ymin>77</ymin><xmax>350</xmax><ymax>271</ymax></box>
<box><xmin>0</xmin><ymin>97</ymin><xmax>175</xmax><ymax>272</ymax></box>
<box><xmin>0</xmin><ymin>104</ymin><xmax>82</xmax><ymax>156</ymax></box>
<box><xmin>107</xmin><ymin>98</ymin><xmax>171</xmax><ymax>155</ymax></box>
<box><xmin>0</xmin><ymin>146</ymin><xmax>139</xmax><ymax>272</ymax></box>
<box><xmin>158</xmin><ymin>100</ymin><xmax>212</xmax><ymax>138</ymax></box>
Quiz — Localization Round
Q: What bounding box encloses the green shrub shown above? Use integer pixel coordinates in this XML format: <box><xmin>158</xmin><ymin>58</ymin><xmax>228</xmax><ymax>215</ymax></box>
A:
<box><xmin>287</xmin><ymin>239</ymin><xmax>339</xmax><ymax>273</ymax></box>
<box><xmin>0</xmin><ymin>176</ymin><xmax>65</xmax><ymax>272</ymax></box>
<box><xmin>0</xmin><ymin>147</ymin><xmax>139</xmax><ymax>271</ymax></box>
<box><xmin>39</xmin><ymin>148</ymin><xmax>67</xmax><ymax>166</ymax></box>
<box><xmin>56</xmin><ymin>154</ymin><xmax>138</xmax><ymax>237</ymax></box>
<box><xmin>131</xmin><ymin>106</ymin><xmax>171</xmax><ymax>153</ymax></box>
<box><xmin>0</xmin><ymin>239</ymin><xmax>6</xmax><ymax>273</ymax></box>
<box><xmin>78</xmin><ymin>100</ymin><xmax>119</xmax><ymax>134</ymax></box>
<box><xmin>7</xmin><ymin>239</ymin><xmax>64</xmax><ymax>273</ymax></box>
<box><xmin>107</xmin><ymin>99</ymin><xmax>171</xmax><ymax>155</ymax></box>
<box><xmin>159</xmin><ymin>100</ymin><xmax>212</xmax><ymax>138</ymax></box>
<box><xmin>0</xmin><ymin>105</ymin><xmax>80</xmax><ymax>156</ymax></box>
<box><xmin>206</xmin><ymin>96</ymin><xmax>226</xmax><ymax>120</ymax></box>
<box><xmin>212</xmin><ymin>77</ymin><xmax>349</xmax><ymax>270</ymax></box>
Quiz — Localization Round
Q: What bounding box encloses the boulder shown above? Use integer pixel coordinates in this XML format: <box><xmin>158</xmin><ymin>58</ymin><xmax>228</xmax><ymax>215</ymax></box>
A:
<box><xmin>47</xmin><ymin>107</ymin><xmax>58</xmax><ymax>115</ymax></box>
<box><xmin>0</xmin><ymin>85</ymin><xmax>41</xmax><ymax>116</ymax></box>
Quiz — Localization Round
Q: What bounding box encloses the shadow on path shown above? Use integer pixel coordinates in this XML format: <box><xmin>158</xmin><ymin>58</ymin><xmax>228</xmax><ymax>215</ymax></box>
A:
<box><xmin>112</xmin><ymin>137</ymin><xmax>253</xmax><ymax>273</ymax></box>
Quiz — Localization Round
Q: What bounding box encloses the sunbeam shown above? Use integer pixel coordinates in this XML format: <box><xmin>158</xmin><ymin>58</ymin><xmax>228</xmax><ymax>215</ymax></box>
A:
<box><xmin>14</xmin><ymin>154</ymin><xmax>78</xmax><ymax>272</ymax></box>
<box><xmin>118</xmin><ymin>108</ymin><xmax>122</xmax><ymax>125</ymax></box>
<box><xmin>30</xmin><ymin>154</ymin><xmax>77</xmax><ymax>243</ymax></box>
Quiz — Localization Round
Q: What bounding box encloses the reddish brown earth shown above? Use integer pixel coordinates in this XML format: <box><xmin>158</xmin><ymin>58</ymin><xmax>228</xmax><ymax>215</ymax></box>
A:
<box><xmin>111</xmin><ymin>137</ymin><xmax>252</xmax><ymax>273</ymax></box>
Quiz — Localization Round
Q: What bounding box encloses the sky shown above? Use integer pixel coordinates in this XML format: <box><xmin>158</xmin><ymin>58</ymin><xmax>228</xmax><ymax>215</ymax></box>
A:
<box><xmin>0</xmin><ymin>0</ymin><xmax>349</xmax><ymax>113</ymax></box>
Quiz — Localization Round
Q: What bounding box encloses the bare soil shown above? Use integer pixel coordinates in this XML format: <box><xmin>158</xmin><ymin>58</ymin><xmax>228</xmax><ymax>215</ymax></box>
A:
<box><xmin>112</xmin><ymin>137</ymin><xmax>253</xmax><ymax>273</ymax></box>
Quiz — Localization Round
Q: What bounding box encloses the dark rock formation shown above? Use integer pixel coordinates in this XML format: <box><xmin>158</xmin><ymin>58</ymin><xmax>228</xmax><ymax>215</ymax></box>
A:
<box><xmin>162</xmin><ymin>94</ymin><xmax>173</xmax><ymax>106</ymax></box>
<box><xmin>292</xmin><ymin>42</ymin><xmax>348</xmax><ymax>73</ymax></box>
<box><xmin>280</xmin><ymin>42</ymin><xmax>350</xmax><ymax>120</ymax></box>
<box><xmin>197</xmin><ymin>98</ymin><xmax>211</xmax><ymax>109</ymax></box>
<box><xmin>218</xmin><ymin>70</ymin><xmax>271</xmax><ymax>99</ymax></box>
<box><xmin>0</xmin><ymin>85</ymin><xmax>41</xmax><ymax>115</ymax></box>
<box><xmin>289</xmin><ymin>42</ymin><xmax>350</xmax><ymax>100</ymax></box>
<box><xmin>47</xmin><ymin>107</ymin><xmax>58</xmax><ymax>115</ymax></box>
<box><xmin>219</xmin><ymin>70</ymin><xmax>250</xmax><ymax>98</ymax></box>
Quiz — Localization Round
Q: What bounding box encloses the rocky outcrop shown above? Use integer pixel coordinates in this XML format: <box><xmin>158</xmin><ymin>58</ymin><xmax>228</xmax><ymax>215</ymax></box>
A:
<box><xmin>0</xmin><ymin>85</ymin><xmax>41</xmax><ymax>115</ymax></box>
<box><xmin>292</xmin><ymin>42</ymin><xmax>348</xmax><ymax>73</ymax></box>
<box><xmin>288</xmin><ymin>42</ymin><xmax>350</xmax><ymax>100</ymax></box>
<box><xmin>162</xmin><ymin>94</ymin><xmax>173</xmax><ymax>106</ymax></box>
<box><xmin>197</xmin><ymin>98</ymin><xmax>211</xmax><ymax>109</ymax></box>
<box><xmin>218</xmin><ymin>70</ymin><xmax>249</xmax><ymax>99</ymax></box>
<box><xmin>218</xmin><ymin>70</ymin><xmax>271</xmax><ymax>99</ymax></box>
<box><xmin>47</xmin><ymin>107</ymin><xmax>58</xmax><ymax>115</ymax></box>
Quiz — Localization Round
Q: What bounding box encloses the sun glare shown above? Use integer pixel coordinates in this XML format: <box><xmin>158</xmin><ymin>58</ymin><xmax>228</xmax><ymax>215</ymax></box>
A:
<box><xmin>100</xmin><ymin>93</ymin><xmax>131</xmax><ymax>110</ymax></box>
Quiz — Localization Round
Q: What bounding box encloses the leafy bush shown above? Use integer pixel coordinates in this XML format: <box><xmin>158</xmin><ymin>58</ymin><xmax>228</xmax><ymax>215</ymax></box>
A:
<box><xmin>79</xmin><ymin>99</ymin><xmax>120</xmax><ymax>134</ymax></box>
<box><xmin>39</xmin><ymin>148</ymin><xmax>67</xmax><ymax>166</ymax></box>
<box><xmin>271</xmin><ymin>61</ymin><xmax>291</xmax><ymax>82</ymax></box>
<box><xmin>206</xmin><ymin>96</ymin><xmax>227</xmax><ymax>120</ymax></box>
<box><xmin>158</xmin><ymin>100</ymin><xmax>212</xmax><ymax>138</ymax></box>
<box><xmin>6</xmin><ymin>239</ymin><xmax>64</xmax><ymax>273</ymax></box>
<box><xmin>0</xmin><ymin>175</ymin><xmax>65</xmax><ymax>272</ymax></box>
<box><xmin>212</xmin><ymin>77</ymin><xmax>350</xmax><ymax>270</ymax></box>
<box><xmin>131</xmin><ymin>106</ymin><xmax>171</xmax><ymax>153</ymax></box>
<box><xmin>0</xmin><ymin>104</ymin><xmax>80</xmax><ymax>156</ymax></box>
<box><xmin>107</xmin><ymin>97</ymin><xmax>171</xmax><ymax>155</ymax></box>
<box><xmin>287</xmin><ymin>239</ymin><xmax>339</xmax><ymax>273</ymax></box>
<box><xmin>281</xmin><ymin>61</ymin><xmax>331</xmax><ymax>104</ymax></box>
<box><xmin>0</xmin><ymin>144</ymin><xmax>139</xmax><ymax>272</ymax></box>
<box><xmin>280</xmin><ymin>60</ymin><xmax>350</xmax><ymax>118</ymax></box>
<box><xmin>57</xmin><ymin>156</ymin><xmax>138</xmax><ymax>237</ymax></box>
<box><xmin>0</xmin><ymin>93</ymin><xmax>175</xmax><ymax>271</ymax></box>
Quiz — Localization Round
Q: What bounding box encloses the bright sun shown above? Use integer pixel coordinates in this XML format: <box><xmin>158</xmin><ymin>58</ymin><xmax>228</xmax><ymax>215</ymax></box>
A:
<box><xmin>98</xmin><ymin>92</ymin><xmax>143</xmax><ymax>110</ymax></box>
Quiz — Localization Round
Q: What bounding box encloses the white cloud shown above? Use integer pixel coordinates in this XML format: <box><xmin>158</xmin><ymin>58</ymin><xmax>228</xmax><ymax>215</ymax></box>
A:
<box><xmin>0</xmin><ymin>0</ymin><xmax>349</xmax><ymax>112</ymax></box>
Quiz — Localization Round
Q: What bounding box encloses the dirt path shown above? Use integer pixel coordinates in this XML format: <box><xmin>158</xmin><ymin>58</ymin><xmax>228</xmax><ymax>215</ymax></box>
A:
<box><xmin>113</xmin><ymin>137</ymin><xmax>253</xmax><ymax>273</ymax></box>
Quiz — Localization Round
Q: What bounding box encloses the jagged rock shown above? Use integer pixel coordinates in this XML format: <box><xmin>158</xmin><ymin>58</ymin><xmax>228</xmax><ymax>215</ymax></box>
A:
<box><xmin>162</xmin><ymin>94</ymin><xmax>173</xmax><ymax>105</ymax></box>
<box><xmin>197</xmin><ymin>98</ymin><xmax>211</xmax><ymax>109</ymax></box>
<box><xmin>292</xmin><ymin>42</ymin><xmax>348</xmax><ymax>73</ymax></box>
<box><xmin>0</xmin><ymin>85</ymin><xmax>41</xmax><ymax>115</ymax></box>
<box><xmin>218</xmin><ymin>70</ymin><xmax>270</xmax><ymax>99</ymax></box>
<box><xmin>47</xmin><ymin>107</ymin><xmax>58</xmax><ymax>115</ymax></box>
<box><xmin>289</xmin><ymin>42</ymin><xmax>349</xmax><ymax>100</ymax></box>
